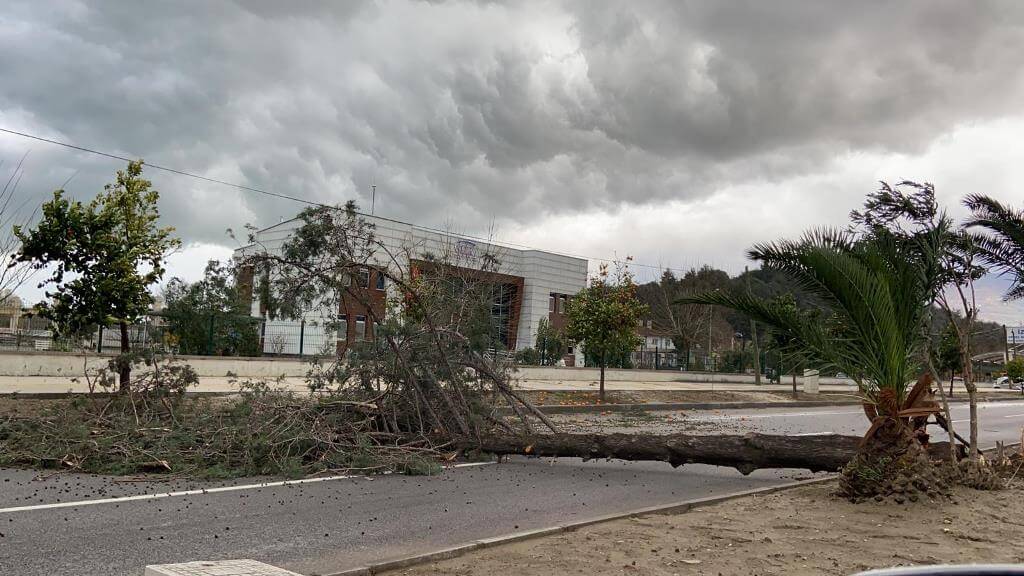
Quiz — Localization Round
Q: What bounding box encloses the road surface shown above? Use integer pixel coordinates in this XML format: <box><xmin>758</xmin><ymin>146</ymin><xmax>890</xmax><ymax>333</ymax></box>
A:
<box><xmin>2</xmin><ymin>400</ymin><xmax>1021</xmax><ymax>575</ymax></box>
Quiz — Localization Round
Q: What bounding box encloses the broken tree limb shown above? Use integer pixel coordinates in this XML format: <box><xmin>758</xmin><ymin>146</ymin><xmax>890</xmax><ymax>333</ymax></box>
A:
<box><xmin>467</xmin><ymin>432</ymin><xmax>962</xmax><ymax>475</ymax></box>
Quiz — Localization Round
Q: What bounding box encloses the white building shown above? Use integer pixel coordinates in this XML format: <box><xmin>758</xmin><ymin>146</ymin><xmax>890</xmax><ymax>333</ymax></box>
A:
<box><xmin>235</xmin><ymin>212</ymin><xmax>588</xmax><ymax>355</ymax></box>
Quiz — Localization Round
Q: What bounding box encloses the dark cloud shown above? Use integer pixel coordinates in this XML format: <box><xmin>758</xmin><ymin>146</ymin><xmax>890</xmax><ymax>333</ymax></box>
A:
<box><xmin>2</xmin><ymin>0</ymin><xmax>1023</xmax><ymax>248</ymax></box>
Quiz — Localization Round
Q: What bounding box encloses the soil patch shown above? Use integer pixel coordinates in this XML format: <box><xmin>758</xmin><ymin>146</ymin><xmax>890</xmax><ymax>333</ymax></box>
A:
<box><xmin>393</xmin><ymin>480</ymin><xmax>1024</xmax><ymax>576</ymax></box>
<box><xmin>513</xmin><ymin>389</ymin><xmax>856</xmax><ymax>406</ymax></box>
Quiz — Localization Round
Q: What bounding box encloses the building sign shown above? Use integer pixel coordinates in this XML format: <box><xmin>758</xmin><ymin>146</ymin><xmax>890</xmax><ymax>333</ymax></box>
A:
<box><xmin>1008</xmin><ymin>326</ymin><xmax>1024</xmax><ymax>344</ymax></box>
<box><xmin>455</xmin><ymin>239</ymin><xmax>477</xmax><ymax>259</ymax></box>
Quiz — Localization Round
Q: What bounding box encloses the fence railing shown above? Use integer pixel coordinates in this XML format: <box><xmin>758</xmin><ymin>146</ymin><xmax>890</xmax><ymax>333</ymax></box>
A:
<box><xmin>0</xmin><ymin>312</ymin><xmax>339</xmax><ymax>359</ymax></box>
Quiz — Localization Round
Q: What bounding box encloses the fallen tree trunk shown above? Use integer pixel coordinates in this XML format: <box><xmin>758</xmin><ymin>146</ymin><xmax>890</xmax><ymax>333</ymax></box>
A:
<box><xmin>468</xmin><ymin>432</ymin><xmax>962</xmax><ymax>475</ymax></box>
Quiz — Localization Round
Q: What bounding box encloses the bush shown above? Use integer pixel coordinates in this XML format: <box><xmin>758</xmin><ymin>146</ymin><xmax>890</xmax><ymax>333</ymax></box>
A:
<box><xmin>1007</xmin><ymin>357</ymin><xmax>1024</xmax><ymax>382</ymax></box>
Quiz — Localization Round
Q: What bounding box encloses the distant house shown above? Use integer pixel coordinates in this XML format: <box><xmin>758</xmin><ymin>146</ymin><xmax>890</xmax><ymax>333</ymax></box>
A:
<box><xmin>636</xmin><ymin>319</ymin><xmax>675</xmax><ymax>352</ymax></box>
<box><xmin>634</xmin><ymin>319</ymin><xmax>677</xmax><ymax>369</ymax></box>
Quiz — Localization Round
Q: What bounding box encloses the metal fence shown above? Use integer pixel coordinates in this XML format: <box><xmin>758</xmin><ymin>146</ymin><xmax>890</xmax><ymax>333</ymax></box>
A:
<box><xmin>0</xmin><ymin>311</ymin><xmax>337</xmax><ymax>359</ymax></box>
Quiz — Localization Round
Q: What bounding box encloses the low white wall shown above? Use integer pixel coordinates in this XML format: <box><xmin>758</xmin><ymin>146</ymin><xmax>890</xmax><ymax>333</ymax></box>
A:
<box><xmin>0</xmin><ymin>351</ymin><xmax>310</xmax><ymax>378</ymax></box>
<box><xmin>0</xmin><ymin>351</ymin><xmax>856</xmax><ymax>385</ymax></box>
<box><xmin>515</xmin><ymin>365</ymin><xmax>855</xmax><ymax>386</ymax></box>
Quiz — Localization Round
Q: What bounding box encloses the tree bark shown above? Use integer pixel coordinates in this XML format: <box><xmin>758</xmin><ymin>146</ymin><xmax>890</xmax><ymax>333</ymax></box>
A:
<box><xmin>599</xmin><ymin>362</ymin><xmax>606</xmax><ymax>402</ymax></box>
<box><xmin>468</xmin><ymin>432</ymin><xmax>959</xmax><ymax>475</ymax></box>
<box><xmin>118</xmin><ymin>321</ymin><xmax>131</xmax><ymax>394</ymax></box>
<box><xmin>750</xmin><ymin>320</ymin><xmax>762</xmax><ymax>385</ymax></box>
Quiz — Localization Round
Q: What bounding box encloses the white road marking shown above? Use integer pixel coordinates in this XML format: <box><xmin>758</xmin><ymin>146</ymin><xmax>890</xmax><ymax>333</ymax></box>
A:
<box><xmin>1003</xmin><ymin>413</ymin><xmax>1024</xmax><ymax>419</ymax></box>
<box><xmin>0</xmin><ymin>461</ymin><xmax>495</xmax><ymax>515</ymax></box>
<box><xmin>792</xmin><ymin>432</ymin><xmax>832</xmax><ymax>436</ymax></box>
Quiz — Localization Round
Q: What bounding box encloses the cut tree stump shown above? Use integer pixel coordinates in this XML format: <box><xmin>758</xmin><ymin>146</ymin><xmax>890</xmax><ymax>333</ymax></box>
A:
<box><xmin>468</xmin><ymin>432</ymin><xmax>961</xmax><ymax>475</ymax></box>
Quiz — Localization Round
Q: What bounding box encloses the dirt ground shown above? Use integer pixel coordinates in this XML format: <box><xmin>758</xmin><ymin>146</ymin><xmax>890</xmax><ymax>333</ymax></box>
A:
<box><xmin>515</xmin><ymin>389</ymin><xmax>856</xmax><ymax>406</ymax></box>
<box><xmin>393</xmin><ymin>480</ymin><xmax>1024</xmax><ymax>576</ymax></box>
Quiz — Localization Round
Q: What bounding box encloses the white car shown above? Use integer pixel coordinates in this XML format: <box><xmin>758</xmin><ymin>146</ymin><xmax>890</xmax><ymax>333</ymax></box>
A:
<box><xmin>994</xmin><ymin>376</ymin><xmax>1021</xmax><ymax>389</ymax></box>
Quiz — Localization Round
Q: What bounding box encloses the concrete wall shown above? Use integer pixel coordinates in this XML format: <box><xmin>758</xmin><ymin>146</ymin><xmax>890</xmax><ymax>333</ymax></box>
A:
<box><xmin>515</xmin><ymin>365</ymin><xmax>856</xmax><ymax>386</ymax></box>
<box><xmin>0</xmin><ymin>351</ymin><xmax>856</xmax><ymax>385</ymax></box>
<box><xmin>0</xmin><ymin>351</ymin><xmax>309</xmax><ymax>378</ymax></box>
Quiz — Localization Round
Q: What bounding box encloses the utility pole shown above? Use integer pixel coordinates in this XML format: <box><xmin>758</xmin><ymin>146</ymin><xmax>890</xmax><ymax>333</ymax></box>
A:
<box><xmin>371</xmin><ymin>184</ymin><xmax>377</xmax><ymax>215</ymax></box>
<box><xmin>746</xmin><ymin>266</ymin><xmax>762</xmax><ymax>385</ymax></box>
<box><xmin>1005</xmin><ymin>325</ymin><xmax>1010</xmax><ymax>364</ymax></box>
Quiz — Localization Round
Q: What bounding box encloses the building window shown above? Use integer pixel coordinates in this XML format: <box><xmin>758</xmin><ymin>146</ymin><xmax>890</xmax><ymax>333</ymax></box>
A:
<box><xmin>375</xmin><ymin>271</ymin><xmax>385</xmax><ymax>291</ymax></box>
<box><xmin>559</xmin><ymin>295</ymin><xmax>567</xmax><ymax>313</ymax></box>
<box><xmin>355</xmin><ymin>315</ymin><xmax>367</xmax><ymax>340</ymax></box>
<box><xmin>357</xmin><ymin>268</ymin><xmax>370</xmax><ymax>288</ymax></box>
<box><xmin>549</xmin><ymin>293</ymin><xmax>556</xmax><ymax>312</ymax></box>
<box><xmin>337</xmin><ymin>315</ymin><xmax>348</xmax><ymax>340</ymax></box>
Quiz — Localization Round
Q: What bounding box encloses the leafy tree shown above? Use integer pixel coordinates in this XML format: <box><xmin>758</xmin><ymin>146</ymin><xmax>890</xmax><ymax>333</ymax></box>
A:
<box><xmin>1006</xmin><ymin>357</ymin><xmax>1024</xmax><ymax>382</ymax></box>
<box><xmin>14</xmin><ymin>160</ymin><xmax>179</xmax><ymax>393</ymax></box>
<box><xmin>934</xmin><ymin>322</ymin><xmax>962</xmax><ymax>396</ymax></box>
<box><xmin>534</xmin><ymin>317</ymin><xmax>566</xmax><ymax>365</ymax></box>
<box><xmin>564</xmin><ymin>262</ymin><xmax>648</xmax><ymax>401</ymax></box>
<box><xmin>162</xmin><ymin>260</ymin><xmax>260</xmax><ymax>356</ymax></box>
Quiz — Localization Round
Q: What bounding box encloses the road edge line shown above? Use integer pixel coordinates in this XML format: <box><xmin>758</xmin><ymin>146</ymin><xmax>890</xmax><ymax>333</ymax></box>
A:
<box><xmin>323</xmin><ymin>475</ymin><xmax>838</xmax><ymax>576</ymax></box>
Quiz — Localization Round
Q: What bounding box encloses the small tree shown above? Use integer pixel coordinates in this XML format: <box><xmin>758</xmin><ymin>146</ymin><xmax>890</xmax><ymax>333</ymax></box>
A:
<box><xmin>162</xmin><ymin>260</ymin><xmax>260</xmax><ymax>356</ymax></box>
<box><xmin>535</xmin><ymin>317</ymin><xmax>566</xmax><ymax>365</ymax></box>
<box><xmin>14</xmin><ymin>160</ymin><xmax>179</xmax><ymax>393</ymax></box>
<box><xmin>1006</xmin><ymin>357</ymin><xmax>1024</xmax><ymax>383</ymax></box>
<box><xmin>935</xmin><ymin>322</ymin><xmax>963</xmax><ymax>396</ymax></box>
<box><xmin>564</xmin><ymin>262</ymin><xmax>647</xmax><ymax>401</ymax></box>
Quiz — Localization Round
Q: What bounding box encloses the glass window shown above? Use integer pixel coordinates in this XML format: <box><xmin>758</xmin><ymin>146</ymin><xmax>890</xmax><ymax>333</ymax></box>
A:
<box><xmin>559</xmin><ymin>295</ymin><xmax>567</xmax><ymax>313</ymax></box>
<box><xmin>549</xmin><ymin>293</ymin><xmax>555</xmax><ymax>312</ymax></box>
<box><xmin>375</xmin><ymin>271</ymin><xmax>385</xmax><ymax>290</ymax></box>
<box><xmin>355</xmin><ymin>315</ymin><xmax>367</xmax><ymax>340</ymax></box>
<box><xmin>357</xmin><ymin>269</ymin><xmax>370</xmax><ymax>288</ymax></box>
<box><xmin>337</xmin><ymin>315</ymin><xmax>348</xmax><ymax>340</ymax></box>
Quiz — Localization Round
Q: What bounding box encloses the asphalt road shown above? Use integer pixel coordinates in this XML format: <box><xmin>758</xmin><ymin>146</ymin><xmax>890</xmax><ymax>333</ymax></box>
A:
<box><xmin>2</xmin><ymin>400</ymin><xmax>1021</xmax><ymax>575</ymax></box>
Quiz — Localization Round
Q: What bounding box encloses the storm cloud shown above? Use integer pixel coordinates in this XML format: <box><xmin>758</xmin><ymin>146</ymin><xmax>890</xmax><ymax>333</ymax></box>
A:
<box><xmin>3</xmin><ymin>1</ymin><xmax>1024</xmax><ymax>308</ymax></box>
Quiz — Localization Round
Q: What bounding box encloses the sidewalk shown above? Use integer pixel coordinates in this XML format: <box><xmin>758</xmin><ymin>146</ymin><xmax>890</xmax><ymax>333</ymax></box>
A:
<box><xmin>0</xmin><ymin>374</ymin><xmax>1016</xmax><ymax>396</ymax></box>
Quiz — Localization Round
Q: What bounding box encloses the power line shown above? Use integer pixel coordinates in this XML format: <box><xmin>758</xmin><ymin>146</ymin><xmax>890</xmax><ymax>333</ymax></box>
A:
<box><xmin>0</xmin><ymin>127</ymin><xmax>325</xmax><ymax>207</ymax></box>
<box><xmin>0</xmin><ymin>126</ymin><xmax>745</xmax><ymax>279</ymax></box>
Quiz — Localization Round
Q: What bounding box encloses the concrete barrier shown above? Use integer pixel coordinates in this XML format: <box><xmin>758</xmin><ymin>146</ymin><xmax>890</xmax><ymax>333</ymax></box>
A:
<box><xmin>514</xmin><ymin>365</ymin><xmax>856</xmax><ymax>386</ymax></box>
<box><xmin>0</xmin><ymin>350</ymin><xmax>309</xmax><ymax>378</ymax></box>
<box><xmin>0</xmin><ymin>350</ymin><xmax>857</xmax><ymax>386</ymax></box>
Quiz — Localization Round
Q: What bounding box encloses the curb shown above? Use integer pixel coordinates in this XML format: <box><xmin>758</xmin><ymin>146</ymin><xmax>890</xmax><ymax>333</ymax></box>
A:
<box><xmin>323</xmin><ymin>475</ymin><xmax>838</xmax><ymax>576</ymax></box>
<box><xmin>495</xmin><ymin>395</ymin><xmax>1024</xmax><ymax>415</ymax></box>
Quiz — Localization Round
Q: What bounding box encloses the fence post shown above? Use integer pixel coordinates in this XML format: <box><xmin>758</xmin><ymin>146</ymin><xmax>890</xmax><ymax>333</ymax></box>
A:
<box><xmin>259</xmin><ymin>320</ymin><xmax>266</xmax><ymax>356</ymax></box>
<box><xmin>96</xmin><ymin>325</ymin><xmax>103</xmax><ymax>353</ymax></box>
<box><xmin>299</xmin><ymin>318</ymin><xmax>306</xmax><ymax>358</ymax></box>
<box><xmin>655</xmin><ymin>346</ymin><xmax>660</xmax><ymax>370</ymax></box>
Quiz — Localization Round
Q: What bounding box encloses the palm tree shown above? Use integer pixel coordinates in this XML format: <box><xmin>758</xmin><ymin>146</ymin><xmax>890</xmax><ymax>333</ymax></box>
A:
<box><xmin>964</xmin><ymin>194</ymin><xmax>1024</xmax><ymax>299</ymax></box>
<box><xmin>685</xmin><ymin>228</ymin><xmax>932</xmax><ymax>414</ymax></box>
<box><xmin>682</xmin><ymin>227</ymin><xmax>946</xmax><ymax>499</ymax></box>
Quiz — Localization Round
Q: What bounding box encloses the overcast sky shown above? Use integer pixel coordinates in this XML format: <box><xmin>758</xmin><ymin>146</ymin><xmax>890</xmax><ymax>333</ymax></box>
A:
<box><xmin>3</xmin><ymin>1</ymin><xmax>1024</xmax><ymax>322</ymax></box>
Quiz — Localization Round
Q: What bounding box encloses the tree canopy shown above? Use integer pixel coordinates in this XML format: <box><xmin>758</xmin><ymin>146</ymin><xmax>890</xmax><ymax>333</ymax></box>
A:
<box><xmin>13</xmin><ymin>160</ymin><xmax>179</xmax><ymax>390</ymax></box>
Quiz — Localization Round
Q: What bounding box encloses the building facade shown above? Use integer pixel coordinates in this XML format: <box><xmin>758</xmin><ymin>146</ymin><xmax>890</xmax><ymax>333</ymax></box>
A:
<box><xmin>235</xmin><ymin>212</ymin><xmax>588</xmax><ymax>356</ymax></box>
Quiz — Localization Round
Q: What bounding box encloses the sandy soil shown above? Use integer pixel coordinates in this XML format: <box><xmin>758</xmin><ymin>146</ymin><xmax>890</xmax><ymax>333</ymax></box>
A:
<box><xmin>394</xmin><ymin>480</ymin><xmax>1024</xmax><ymax>576</ymax></box>
<box><xmin>515</xmin><ymin>389</ymin><xmax>854</xmax><ymax>406</ymax></box>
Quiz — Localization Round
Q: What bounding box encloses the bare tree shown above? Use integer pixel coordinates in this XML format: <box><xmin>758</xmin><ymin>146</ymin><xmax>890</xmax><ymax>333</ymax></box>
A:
<box><xmin>0</xmin><ymin>153</ymin><xmax>41</xmax><ymax>298</ymax></box>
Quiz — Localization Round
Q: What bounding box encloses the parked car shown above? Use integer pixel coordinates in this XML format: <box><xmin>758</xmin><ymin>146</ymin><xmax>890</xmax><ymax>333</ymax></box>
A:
<box><xmin>994</xmin><ymin>376</ymin><xmax>1021</xmax><ymax>390</ymax></box>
